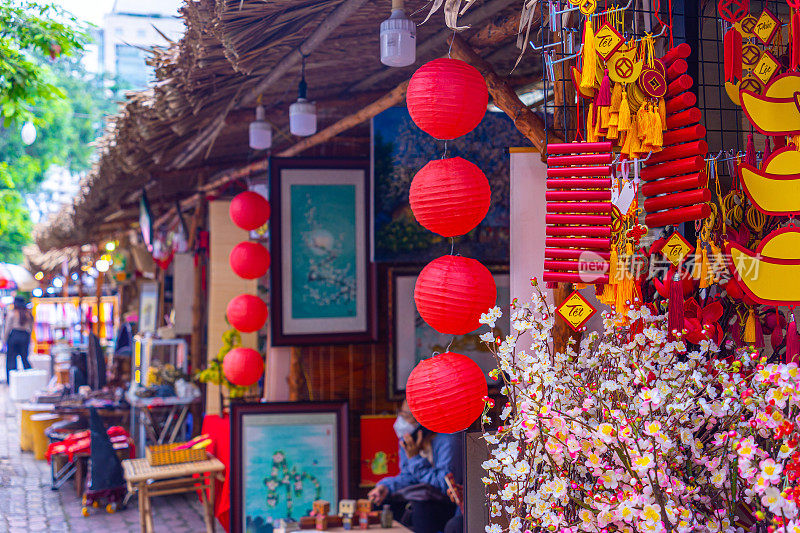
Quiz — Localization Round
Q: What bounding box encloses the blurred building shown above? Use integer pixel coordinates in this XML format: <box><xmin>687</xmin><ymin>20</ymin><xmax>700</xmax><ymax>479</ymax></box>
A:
<box><xmin>99</xmin><ymin>0</ymin><xmax>184</xmax><ymax>88</ymax></box>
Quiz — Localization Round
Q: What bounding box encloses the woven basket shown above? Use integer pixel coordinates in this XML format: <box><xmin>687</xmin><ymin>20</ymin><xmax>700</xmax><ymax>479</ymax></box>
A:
<box><xmin>146</xmin><ymin>442</ymin><xmax>206</xmax><ymax>466</ymax></box>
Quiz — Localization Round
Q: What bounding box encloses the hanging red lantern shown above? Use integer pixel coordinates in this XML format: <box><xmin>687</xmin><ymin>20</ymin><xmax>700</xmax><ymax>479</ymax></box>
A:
<box><xmin>409</xmin><ymin>157</ymin><xmax>491</xmax><ymax>237</ymax></box>
<box><xmin>230</xmin><ymin>191</ymin><xmax>270</xmax><ymax>231</ymax></box>
<box><xmin>414</xmin><ymin>255</ymin><xmax>496</xmax><ymax>335</ymax></box>
<box><xmin>222</xmin><ymin>347</ymin><xmax>264</xmax><ymax>387</ymax></box>
<box><xmin>229</xmin><ymin>241</ymin><xmax>271</xmax><ymax>279</ymax></box>
<box><xmin>406</xmin><ymin>58</ymin><xmax>488</xmax><ymax>140</ymax></box>
<box><xmin>226</xmin><ymin>294</ymin><xmax>268</xmax><ymax>333</ymax></box>
<box><xmin>406</xmin><ymin>351</ymin><xmax>488</xmax><ymax>433</ymax></box>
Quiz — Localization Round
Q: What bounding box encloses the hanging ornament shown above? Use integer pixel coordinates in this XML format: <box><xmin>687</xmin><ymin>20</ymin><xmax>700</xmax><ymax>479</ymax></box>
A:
<box><xmin>723</xmin><ymin>25</ymin><xmax>743</xmax><ymax>83</ymax></box>
<box><xmin>727</xmin><ymin>227</ymin><xmax>800</xmax><ymax>306</ymax></box>
<box><xmin>223</xmin><ymin>347</ymin><xmax>264</xmax><ymax>387</ymax></box>
<box><xmin>752</xmin><ymin>51</ymin><xmax>780</xmax><ymax>85</ymax></box>
<box><xmin>230</xmin><ymin>191</ymin><xmax>271</xmax><ymax>231</ymax></box>
<box><xmin>555</xmin><ymin>290</ymin><xmax>598</xmax><ymax>331</ymax></box>
<box><xmin>406</xmin><ymin>58</ymin><xmax>488</xmax><ymax>140</ymax></box>
<box><xmin>741</xmin><ymin>72</ymin><xmax>800</xmax><ymax>136</ymax></box>
<box><xmin>409</xmin><ymin>157</ymin><xmax>491</xmax><ymax>237</ymax></box>
<box><xmin>226</xmin><ymin>294</ymin><xmax>268</xmax><ymax>333</ymax></box>
<box><xmin>753</xmin><ymin>8</ymin><xmax>781</xmax><ymax>45</ymax></box>
<box><xmin>718</xmin><ymin>0</ymin><xmax>749</xmax><ymax>22</ymax></box>
<box><xmin>405</xmin><ymin>352</ymin><xmax>488</xmax><ymax>433</ymax></box>
<box><xmin>739</xmin><ymin>147</ymin><xmax>800</xmax><ymax>216</ymax></box>
<box><xmin>414</xmin><ymin>255</ymin><xmax>497</xmax><ymax>335</ymax></box>
<box><xmin>229</xmin><ymin>241</ymin><xmax>271</xmax><ymax>280</ymax></box>
<box><xmin>543</xmin><ymin>141</ymin><xmax>613</xmax><ymax>284</ymax></box>
<box><xmin>639</xmin><ymin>45</ymin><xmax>712</xmax><ymax>227</ymax></box>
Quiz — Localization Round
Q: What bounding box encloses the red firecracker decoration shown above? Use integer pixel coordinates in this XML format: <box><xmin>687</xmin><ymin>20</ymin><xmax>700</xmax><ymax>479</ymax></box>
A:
<box><xmin>226</xmin><ymin>294</ymin><xmax>268</xmax><ymax>333</ymax></box>
<box><xmin>222</xmin><ymin>347</ymin><xmax>264</xmax><ymax>387</ymax></box>
<box><xmin>640</xmin><ymin>44</ymin><xmax>712</xmax><ymax>227</ymax></box>
<box><xmin>723</xmin><ymin>27</ymin><xmax>743</xmax><ymax>83</ymax></box>
<box><xmin>229</xmin><ymin>241</ymin><xmax>271</xmax><ymax>279</ymax></box>
<box><xmin>409</xmin><ymin>157</ymin><xmax>491</xmax><ymax>237</ymax></box>
<box><xmin>414</xmin><ymin>255</ymin><xmax>497</xmax><ymax>335</ymax></box>
<box><xmin>544</xmin><ymin>141</ymin><xmax>613</xmax><ymax>284</ymax></box>
<box><xmin>405</xmin><ymin>351</ymin><xmax>488</xmax><ymax>433</ymax></box>
<box><xmin>230</xmin><ymin>191</ymin><xmax>271</xmax><ymax>231</ymax></box>
<box><xmin>406</xmin><ymin>58</ymin><xmax>488</xmax><ymax>140</ymax></box>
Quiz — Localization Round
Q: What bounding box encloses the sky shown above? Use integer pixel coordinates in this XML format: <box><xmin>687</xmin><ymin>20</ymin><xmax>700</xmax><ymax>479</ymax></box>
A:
<box><xmin>53</xmin><ymin>0</ymin><xmax>115</xmax><ymax>26</ymax></box>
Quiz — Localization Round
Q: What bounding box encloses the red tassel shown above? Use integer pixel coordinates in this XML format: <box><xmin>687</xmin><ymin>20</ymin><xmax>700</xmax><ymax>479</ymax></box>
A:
<box><xmin>763</xmin><ymin>138</ymin><xmax>772</xmax><ymax>163</ymax></box>
<box><xmin>775</xmin><ymin>135</ymin><xmax>787</xmax><ymax>149</ymax></box>
<box><xmin>792</xmin><ymin>10</ymin><xmax>800</xmax><ymax>71</ymax></box>
<box><xmin>668</xmin><ymin>271</ymin><xmax>685</xmax><ymax>341</ymax></box>
<box><xmin>754</xmin><ymin>312</ymin><xmax>764</xmax><ymax>349</ymax></box>
<box><xmin>596</xmin><ymin>70</ymin><xmax>612</xmax><ymax>107</ymax></box>
<box><xmin>787</xmin><ymin>312</ymin><xmax>799</xmax><ymax>364</ymax></box>
<box><xmin>724</xmin><ymin>28</ymin><xmax>742</xmax><ymax>83</ymax></box>
<box><xmin>746</xmin><ymin>134</ymin><xmax>756</xmax><ymax>167</ymax></box>
<box><xmin>772</xmin><ymin>324</ymin><xmax>784</xmax><ymax>351</ymax></box>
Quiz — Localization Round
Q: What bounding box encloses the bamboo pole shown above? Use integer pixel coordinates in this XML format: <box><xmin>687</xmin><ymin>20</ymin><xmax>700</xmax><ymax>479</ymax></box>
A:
<box><xmin>448</xmin><ymin>34</ymin><xmax>562</xmax><ymax>153</ymax></box>
<box><xmin>189</xmin><ymin>194</ymin><xmax>207</xmax><ymax>436</ymax></box>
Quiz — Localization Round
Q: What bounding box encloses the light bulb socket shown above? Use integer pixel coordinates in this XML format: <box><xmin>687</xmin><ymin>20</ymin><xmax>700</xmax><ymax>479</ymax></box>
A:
<box><xmin>298</xmin><ymin>78</ymin><xmax>308</xmax><ymax>100</ymax></box>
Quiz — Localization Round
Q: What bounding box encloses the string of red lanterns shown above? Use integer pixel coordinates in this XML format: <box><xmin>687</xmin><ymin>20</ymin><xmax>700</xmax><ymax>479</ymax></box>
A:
<box><xmin>403</xmin><ymin>57</ymin><xmax>494</xmax><ymax>433</ymax></box>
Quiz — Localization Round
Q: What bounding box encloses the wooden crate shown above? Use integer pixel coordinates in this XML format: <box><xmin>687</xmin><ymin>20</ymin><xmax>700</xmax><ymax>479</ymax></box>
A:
<box><xmin>145</xmin><ymin>443</ymin><xmax>206</xmax><ymax>466</ymax></box>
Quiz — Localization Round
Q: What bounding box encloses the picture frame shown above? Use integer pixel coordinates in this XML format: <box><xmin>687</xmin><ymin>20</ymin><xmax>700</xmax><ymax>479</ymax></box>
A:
<box><xmin>270</xmin><ymin>158</ymin><xmax>376</xmax><ymax>345</ymax></box>
<box><xmin>138</xmin><ymin>280</ymin><xmax>159</xmax><ymax>334</ymax></box>
<box><xmin>387</xmin><ymin>264</ymin><xmax>510</xmax><ymax>399</ymax></box>
<box><xmin>231</xmin><ymin>401</ymin><xmax>350</xmax><ymax>533</ymax></box>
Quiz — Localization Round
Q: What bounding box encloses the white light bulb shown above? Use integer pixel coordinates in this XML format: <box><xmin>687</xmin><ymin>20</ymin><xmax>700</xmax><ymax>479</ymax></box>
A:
<box><xmin>249</xmin><ymin>105</ymin><xmax>272</xmax><ymax>150</ymax></box>
<box><xmin>21</xmin><ymin>121</ymin><xmax>36</xmax><ymax>145</ymax></box>
<box><xmin>289</xmin><ymin>99</ymin><xmax>317</xmax><ymax>137</ymax></box>
<box><xmin>95</xmin><ymin>259</ymin><xmax>110</xmax><ymax>273</ymax></box>
<box><xmin>380</xmin><ymin>4</ymin><xmax>416</xmax><ymax>67</ymax></box>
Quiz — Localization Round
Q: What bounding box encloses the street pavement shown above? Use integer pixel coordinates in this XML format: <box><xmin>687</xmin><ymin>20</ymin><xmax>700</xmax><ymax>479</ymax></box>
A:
<box><xmin>0</xmin><ymin>384</ymin><xmax>209</xmax><ymax>532</ymax></box>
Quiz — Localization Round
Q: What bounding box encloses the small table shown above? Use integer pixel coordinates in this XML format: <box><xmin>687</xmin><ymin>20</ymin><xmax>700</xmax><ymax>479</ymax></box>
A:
<box><xmin>122</xmin><ymin>455</ymin><xmax>225</xmax><ymax>533</ymax></box>
<box><xmin>130</xmin><ymin>396</ymin><xmax>198</xmax><ymax>452</ymax></box>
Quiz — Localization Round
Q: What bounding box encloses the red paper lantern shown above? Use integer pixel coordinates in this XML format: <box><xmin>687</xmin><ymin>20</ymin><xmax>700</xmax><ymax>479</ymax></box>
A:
<box><xmin>229</xmin><ymin>241</ymin><xmax>271</xmax><ymax>279</ymax></box>
<box><xmin>226</xmin><ymin>294</ymin><xmax>268</xmax><ymax>333</ymax></box>
<box><xmin>230</xmin><ymin>191</ymin><xmax>270</xmax><ymax>231</ymax></box>
<box><xmin>406</xmin><ymin>351</ymin><xmax>488</xmax><ymax>433</ymax></box>
<box><xmin>406</xmin><ymin>58</ymin><xmax>488</xmax><ymax>140</ymax></box>
<box><xmin>409</xmin><ymin>157</ymin><xmax>491</xmax><ymax>237</ymax></box>
<box><xmin>414</xmin><ymin>255</ymin><xmax>496</xmax><ymax>335</ymax></box>
<box><xmin>222</xmin><ymin>347</ymin><xmax>264</xmax><ymax>387</ymax></box>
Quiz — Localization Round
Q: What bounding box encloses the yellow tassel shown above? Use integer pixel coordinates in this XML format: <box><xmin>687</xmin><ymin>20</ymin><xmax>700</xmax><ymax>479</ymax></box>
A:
<box><xmin>658</xmin><ymin>98</ymin><xmax>667</xmax><ymax>131</ymax></box>
<box><xmin>594</xmin><ymin>106</ymin><xmax>604</xmax><ymax>139</ymax></box>
<box><xmin>607</xmin><ymin>120</ymin><xmax>619</xmax><ymax>140</ymax></box>
<box><xmin>743</xmin><ymin>308</ymin><xmax>756</xmax><ymax>343</ymax></box>
<box><xmin>699</xmin><ymin>247</ymin><xmax>710</xmax><ymax>289</ymax></box>
<box><xmin>586</xmin><ymin>103</ymin><xmax>597</xmax><ymax>142</ymax></box>
<box><xmin>650</xmin><ymin>105</ymin><xmax>663</xmax><ymax>150</ymax></box>
<box><xmin>709</xmin><ymin>243</ymin><xmax>724</xmax><ymax>283</ymax></box>
<box><xmin>610</xmin><ymin>83</ymin><xmax>623</xmax><ymax>113</ymax></box>
<box><xmin>600</xmin><ymin>106</ymin><xmax>611</xmax><ymax>131</ymax></box>
<box><xmin>617</xmin><ymin>90</ymin><xmax>631</xmax><ymax>132</ymax></box>
<box><xmin>628</xmin><ymin>114</ymin><xmax>642</xmax><ymax>156</ymax></box>
<box><xmin>580</xmin><ymin>19</ymin><xmax>596</xmax><ymax>90</ymax></box>
<box><xmin>637</xmin><ymin>104</ymin><xmax>650</xmax><ymax>140</ymax></box>
<box><xmin>615</xmin><ymin>243</ymin><xmax>635</xmax><ymax>318</ymax></box>
<box><xmin>691</xmin><ymin>239</ymin><xmax>703</xmax><ymax>280</ymax></box>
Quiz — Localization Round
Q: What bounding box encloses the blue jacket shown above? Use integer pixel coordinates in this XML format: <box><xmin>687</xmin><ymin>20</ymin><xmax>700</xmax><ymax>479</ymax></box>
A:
<box><xmin>377</xmin><ymin>432</ymin><xmax>459</xmax><ymax>494</ymax></box>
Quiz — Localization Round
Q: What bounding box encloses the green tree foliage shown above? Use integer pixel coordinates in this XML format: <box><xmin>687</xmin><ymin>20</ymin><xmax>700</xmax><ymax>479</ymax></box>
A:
<box><xmin>0</xmin><ymin>2</ymin><xmax>119</xmax><ymax>263</ymax></box>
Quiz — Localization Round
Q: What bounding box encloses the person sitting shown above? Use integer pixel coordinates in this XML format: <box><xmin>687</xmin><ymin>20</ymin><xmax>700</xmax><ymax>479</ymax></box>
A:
<box><xmin>367</xmin><ymin>399</ymin><xmax>458</xmax><ymax>533</ymax></box>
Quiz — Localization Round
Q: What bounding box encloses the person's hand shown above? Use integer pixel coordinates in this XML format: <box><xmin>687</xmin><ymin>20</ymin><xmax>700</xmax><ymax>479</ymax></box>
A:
<box><xmin>400</xmin><ymin>431</ymin><xmax>423</xmax><ymax>457</ymax></box>
<box><xmin>447</xmin><ymin>485</ymin><xmax>463</xmax><ymax>504</ymax></box>
<box><xmin>368</xmin><ymin>484</ymin><xmax>388</xmax><ymax>506</ymax></box>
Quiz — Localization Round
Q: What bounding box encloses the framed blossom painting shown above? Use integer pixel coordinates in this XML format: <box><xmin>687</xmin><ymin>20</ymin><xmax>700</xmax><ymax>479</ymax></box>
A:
<box><xmin>270</xmin><ymin>158</ymin><xmax>376</xmax><ymax>345</ymax></box>
<box><xmin>231</xmin><ymin>401</ymin><xmax>350</xmax><ymax>533</ymax></box>
<box><xmin>387</xmin><ymin>264</ymin><xmax>510</xmax><ymax>398</ymax></box>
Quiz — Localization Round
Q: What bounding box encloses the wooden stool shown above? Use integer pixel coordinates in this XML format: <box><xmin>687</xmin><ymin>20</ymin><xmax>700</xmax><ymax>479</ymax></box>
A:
<box><xmin>19</xmin><ymin>403</ymin><xmax>55</xmax><ymax>452</ymax></box>
<box><xmin>30</xmin><ymin>413</ymin><xmax>61</xmax><ymax>460</ymax></box>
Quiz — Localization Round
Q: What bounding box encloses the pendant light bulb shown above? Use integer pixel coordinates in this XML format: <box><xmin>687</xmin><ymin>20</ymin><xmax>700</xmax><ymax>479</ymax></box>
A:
<box><xmin>289</xmin><ymin>57</ymin><xmax>317</xmax><ymax>137</ymax></box>
<box><xmin>380</xmin><ymin>0</ymin><xmax>416</xmax><ymax>67</ymax></box>
<box><xmin>249</xmin><ymin>104</ymin><xmax>272</xmax><ymax>150</ymax></box>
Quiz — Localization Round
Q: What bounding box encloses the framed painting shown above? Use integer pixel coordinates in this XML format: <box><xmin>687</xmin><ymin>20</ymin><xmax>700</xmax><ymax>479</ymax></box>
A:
<box><xmin>270</xmin><ymin>158</ymin><xmax>376</xmax><ymax>345</ymax></box>
<box><xmin>359</xmin><ymin>414</ymin><xmax>400</xmax><ymax>487</ymax></box>
<box><xmin>138</xmin><ymin>280</ymin><xmax>159</xmax><ymax>334</ymax></box>
<box><xmin>231</xmin><ymin>401</ymin><xmax>350</xmax><ymax>533</ymax></box>
<box><xmin>387</xmin><ymin>264</ymin><xmax>510</xmax><ymax>398</ymax></box>
<box><xmin>372</xmin><ymin>106</ymin><xmax>525</xmax><ymax>263</ymax></box>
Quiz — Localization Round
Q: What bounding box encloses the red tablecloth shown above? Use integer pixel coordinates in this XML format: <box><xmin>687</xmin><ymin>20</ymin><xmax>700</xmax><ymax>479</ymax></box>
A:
<box><xmin>202</xmin><ymin>414</ymin><xmax>231</xmax><ymax>532</ymax></box>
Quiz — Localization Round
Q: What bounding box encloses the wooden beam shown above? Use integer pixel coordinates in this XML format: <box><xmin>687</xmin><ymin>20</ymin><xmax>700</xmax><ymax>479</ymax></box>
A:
<box><xmin>469</xmin><ymin>11</ymin><xmax>523</xmax><ymax>48</ymax></box>
<box><xmin>277</xmin><ymin>80</ymin><xmax>409</xmax><ymax>158</ymax></box>
<box><xmin>448</xmin><ymin>34</ymin><xmax>562</xmax><ymax>152</ymax></box>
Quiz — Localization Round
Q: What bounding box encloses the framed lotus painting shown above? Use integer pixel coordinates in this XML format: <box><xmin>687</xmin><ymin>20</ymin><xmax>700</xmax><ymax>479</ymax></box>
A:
<box><xmin>270</xmin><ymin>158</ymin><xmax>376</xmax><ymax>345</ymax></box>
<box><xmin>231</xmin><ymin>401</ymin><xmax>350</xmax><ymax>533</ymax></box>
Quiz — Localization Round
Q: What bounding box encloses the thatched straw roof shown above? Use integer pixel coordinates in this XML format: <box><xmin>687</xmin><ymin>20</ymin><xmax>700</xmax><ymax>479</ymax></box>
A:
<box><xmin>33</xmin><ymin>0</ymin><xmax>538</xmax><ymax>254</ymax></box>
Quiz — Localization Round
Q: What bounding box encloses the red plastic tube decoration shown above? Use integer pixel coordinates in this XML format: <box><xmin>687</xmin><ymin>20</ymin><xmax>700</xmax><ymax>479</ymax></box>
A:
<box><xmin>544</xmin><ymin>141</ymin><xmax>613</xmax><ymax>285</ymax></box>
<box><xmin>724</xmin><ymin>26</ymin><xmax>743</xmax><ymax>83</ymax></box>
<box><xmin>641</xmin><ymin>45</ymin><xmax>712</xmax><ymax>228</ymax></box>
